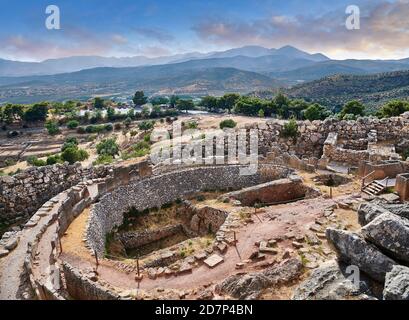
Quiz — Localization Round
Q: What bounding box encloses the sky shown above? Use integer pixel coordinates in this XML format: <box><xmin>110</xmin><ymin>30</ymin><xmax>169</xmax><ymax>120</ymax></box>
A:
<box><xmin>1</xmin><ymin>0</ymin><xmax>409</xmax><ymax>61</ymax></box>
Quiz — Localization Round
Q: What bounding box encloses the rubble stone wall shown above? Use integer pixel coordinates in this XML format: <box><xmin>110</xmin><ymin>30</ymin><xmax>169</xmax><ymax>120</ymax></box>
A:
<box><xmin>256</xmin><ymin>114</ymin><xmax>409</xmax><ymax>158</ymax></box>
<box><xmin>86</xmin><ymin>164</ymin><xmax>292</xmax><ymax>255</ymax></box>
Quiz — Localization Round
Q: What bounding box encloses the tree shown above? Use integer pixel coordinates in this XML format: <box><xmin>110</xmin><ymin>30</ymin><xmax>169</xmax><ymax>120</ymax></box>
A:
<box><xmin>281</xmin><ymin>118</ymin><xmax>299</xmax><ymax>139</ymax></box>
<box><xmin>23</xmin><ymin>103</ymin><xmax>48</xmax><ymax>122</ymax></box>
<box><xmin>107</xmin><ymin>106</ymin><xmax>116</xmax><ymax>121</ymax></box>
<box><xmin>150</xmin><ymin>96</ymin><xmax>169</xmax><ymax>105</ymax></box>
<box><xmin>200</xmin><ymin>96</ymin><xmax>219</xmax><ymax>111</ymax></box>
<box><xmin>67</xmin><ymin>120</ymin><xmax>79</xmax><ymax>129</ymax></box>
<box><xmin>133</xmin><ymin>91</ymin><xmax>147</xmax><ymax>106</ymax></box>
<box><xmin>96</xmin><ymin>138</ymin><xmax>119</xmax><ymax>156</ymax></box>
<box><xmin>169</xmin><ymin>95</ymin><xmax>180</xmax><ymax>108</ymax></box>
<box><xmin>93</xmin><ymin>97</ymin><xmax>105</xmax><ymax>109</ymax></box>
<box><xmin>289</xmin><ymin>99</ymin><xmax>310</xmax><ymax>120</ymax></box>
<box><xmin>378</xmin><ymin>100</ymin><xmax>409</xmax><ymax>118</ymax></box>
<box><xmin>45</xmin><ymin>120</ymin><xmax>60</xmax><ymax>135</ymax></box>
<box><xmin>274</xmin><ymin>93</ymin><xmax>291</xmax><ymax>118</ymax></box>
<box><xmin>138</xmin><ymin>120</ymin><xmax>154</xmax><ymax>131</ymax></box>
<box><xmin>62</xmin><ymin>137</ymin><xmax>78</xmax><ymax>152</ymax></box>
<box><xmin>219</xmin><ymin>119</ymin><xmax>237</xmax><ymax>129</ymax></box>
<box><xmin>303</xmin><ymin>103</ymin><xmax>330</xmax><ymax>121</ymax></box>
<box><xmin>258</xmin><ymin>109</ymin><xmax>265</xmax><ymax>118</ymax></box>
<box><xmin>61</xmin><ymin>147</ymin><xmax>89</xmax><ymax>164</ymax></box>
<box><xmin>176</xmin><ymin>99</ymin><xmax>194</xmax><ymax>113</ymax></box>
<box><xmin>218</xmin><ymin>93</ymin><xmax>240</xmax><ymax>113</ymax></box>
<box><xmin>123</xmin><ymin>117</ymin><xmax>132</xmax><ymax>128</ymax></box>
<box><xmin>340</xmin><ymin>100</ymin><xmax>365</xmax><ymax>119</ymax></box>
<box><xmin>1</xmin><ymin>104</ymin><xmax>24</xmax><ymax>124</ymax></box>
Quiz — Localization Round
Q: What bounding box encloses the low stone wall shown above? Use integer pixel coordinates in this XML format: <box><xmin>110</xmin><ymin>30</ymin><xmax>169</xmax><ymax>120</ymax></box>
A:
<box><xmin>256</xmin><ymin>113</ymin><xmax>409</xmax><ymax>158</ymax></box>
<box><xmin>86</xmin><ymin>164</ymin><xmax>292</xmax><ymax>255</ymax></box>
<box><xmin>62</xmin><ymin>262</ymin><xmax>119</xmax><ymax>300</ymax></box>
<box><xmin>0</xmin><ymin>163</ymin><xmax>109</xmax><ymax>227</ymax></box>
<box><xmin>396</xmin><ymin>174</ymin><xmax>409</xmax><ymax>201</ymax></box>
<box><xmin>358</xmin><ymin>161</ymin><xmax>406</xmax><ymax>180</ymax></box>
<box><xmin>118</xmin><ymin>224</ymin><xmax>184</xmax><ymax>250</ymax></box>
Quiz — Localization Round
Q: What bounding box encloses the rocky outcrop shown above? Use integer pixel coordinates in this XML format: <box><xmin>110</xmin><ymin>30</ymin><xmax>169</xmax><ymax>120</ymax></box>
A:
<box><xmin>215</xmin><ymin>258</ymin><xmax>302</xmax><ymax>300</ymax></box>
<box><xmin>383</xmin><ymin>265</ymin><xmax>409</xmax><ymax>300</ymax></box>
<box><xmin>361</xmin><ymin>213</ymin><xmax>409</xmax><ymax>263</ymax></box>
<box><xmin>376</xmin><ymin>203</ymin><xmax>409</xmax><ymax>220</ymax></box>
<box><xmin>326</xmin><ymin>228</ymin><xmax>397</xmax><ymax>282</ymax></box>
<box><xmin>293</xmin><ymin>260</ymin><xmax>376</xmax><ymax>300</ymax></box>
<box><xmin>357</xmin><ymin>203</ymin><xmax>391</xmax><ymax>226</ymax></box>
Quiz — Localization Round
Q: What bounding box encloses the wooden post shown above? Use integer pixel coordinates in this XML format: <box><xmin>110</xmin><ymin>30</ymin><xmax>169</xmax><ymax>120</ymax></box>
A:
<box><xmin>59</xmin><ymin>237</ymin><xmax>63</xmax><ymax>254</ymax></box>
<box><xmin>329</xmin><ymin>187</ymin><xmax>333</xmax><ymax>199</ymax></box>
<box><xmin>136</xmin><ymin>258</ymin><xmax>140</xmax><ymax>278</ymax></box>
<box><xmin>233</xmin><ymin>231</ymin><xmax>237</xmax><ymax>245</ymax></box>
<box><xmin>94</xmin><ymin>249</ymin><xmax>99</xmax><ymax>270</ymax></box>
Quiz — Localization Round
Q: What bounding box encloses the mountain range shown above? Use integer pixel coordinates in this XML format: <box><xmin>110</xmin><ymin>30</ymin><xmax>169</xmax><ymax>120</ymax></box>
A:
<box><xmin>1</xmin><ymin>45</ymin><xmax>409</xmax><ymax>105</ymax></box>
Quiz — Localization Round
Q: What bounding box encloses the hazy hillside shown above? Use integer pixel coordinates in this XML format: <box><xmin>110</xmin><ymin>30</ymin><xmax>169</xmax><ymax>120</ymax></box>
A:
<box><xmin>0</xmin><ymin>66</ymin><xmax>281</xmax><ymax>103</ymax></box>
<box><xmin>270</xmin><ymin>59</ymin><xmax>409</xmax><ymax>83</ymax></box>
<box><xmin>285</xmin><ymin>70</ymin><xmax>409</xmax><ymax>111</ymax></box>
<box><xmin>0</xmin><ymin>45</ymin><xmax>329</xmax><ymax>77</ymax></box>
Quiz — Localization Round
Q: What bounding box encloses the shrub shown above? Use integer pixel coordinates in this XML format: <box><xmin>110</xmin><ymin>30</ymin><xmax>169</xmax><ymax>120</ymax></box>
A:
<box><xmin>62</xmin><ymin>137</ymin><xmax>78</xmax><ymax>152</ymax></box>
<box><xmin>96</xmin><ymin>138</ymin><xmax>119</xmax><ymax>156</ymax></box>
<box><xmin>93</xmin><ymin>154</ymin><xmax>114</xmax><ymax>165</ymax></box>
<box><xmin>104</xmin><ymin>123</ymin><xmax>113</xmax><ymax>131</ymax></box>
<box><xmin>403</xmin><ymin>149</ymin><xmax>409</xmax><ymax>160</ymax></box>
<box><xmin>219</xmin><ymin>119</ymin><xmax>237</xmax><ymax>129</ymax></box>
<box><xmin>27</xmin><ymin>156</ymin><xmax>46</xmax><ymax>167</ymax></box>
<box><xmin>46</xmin><ymin>155</ymin><xmax>62</xmax><ymax>165</ymax></box>
<box><xmin>114</xmin><ymin>123</ymin><xmax>122</xmax><ymax>131</ymax></box>
<box><xmin>67</xmin><ymin>120</ymin><xmax>79</xmax><ymax>129</ymax></box>
<box><xmin>281</xmin><ymin>118</ymin><xmax>299</xmax><ymax>139</ymax></box>
<box><xmin>61</xmin><ymin>147</ymin><xmax>89</xmax><ymax>164</ymax></box>
<box><xmin>123</xmin><ymin>117</ymin><xmax>132</xmax><ymax>128</ymax></box>
<box><xmin>45</xmin><ymin>120</ymin><xmax>60</xmax><ymax>135</ymax></box>
<box><xmin>138</xmin><ymin>120</ymin><xmax>154</xmax><ymax>131</ymax></box>
<box><xmin>186</xmin><ymin>120</ymin><xmax>198</xmax><ymax>129</ymax></box>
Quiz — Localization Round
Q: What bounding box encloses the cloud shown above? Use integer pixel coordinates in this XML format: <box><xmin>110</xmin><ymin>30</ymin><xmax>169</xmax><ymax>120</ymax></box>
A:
<box><xmin>192</xmin><ymin>0</ymin><xmax>409</xmax><ymax>59</ymax></box>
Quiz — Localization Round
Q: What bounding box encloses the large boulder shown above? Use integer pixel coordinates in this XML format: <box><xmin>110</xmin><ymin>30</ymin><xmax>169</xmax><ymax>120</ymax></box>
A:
<box><xmin>383</xmin><ymin>265</ymin><xmax>409</xmax><ymax>300</ymax></box>
<box><xmin>215</xmin><ymin>258</ymin><xmax>302</xmax><ymax>300</ymax></box>
<box><xmin>357</xmin><ymin>203</ymin><xmax>390</xmax><ymax>226</ymax></box>
<box><xmin>377</xmin><ymin>203</ymin><xmax>409</xmax><ymax>220</ymax></box>
<box><xmin>293</xmin><ymin>260</ymin><xmax>376</xmax><ymax>300</ymax></box>
<box><xmin>361</xmin><ymin>213</ymin><xmax>409</xmax><ymax>263</ymax></box>
<box><xmin>326</xmin><ymin>228</ymin><xmax>397</xmax><ymax>282</ymax></box>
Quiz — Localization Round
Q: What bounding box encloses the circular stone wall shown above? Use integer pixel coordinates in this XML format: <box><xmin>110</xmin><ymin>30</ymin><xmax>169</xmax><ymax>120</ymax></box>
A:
<box><xmin>86</xmin><ymin>164</ymin><xmax>292</xmax><ymax>255</ymax></box>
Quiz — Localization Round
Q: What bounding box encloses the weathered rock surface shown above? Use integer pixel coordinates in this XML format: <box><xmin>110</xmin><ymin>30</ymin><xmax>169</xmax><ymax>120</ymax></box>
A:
<box><xmin>326</xmin><ymin>228</ymin><xmax>397</xmax><ymax>282</ymax></box>
<box><xmin>357</xmin><ymin>203</ymin><xmax>390</xmax><ymax>226</ymax></box>
<box><xmin>383</xmin><ymin>265</ymin><xmax>409</xmax><ymax>300</ymax></box>
<box><xmin>377</xmin><ymin>203</ymin><xmax>409</xmax><ymax>220</ymax></box>
<box><xmin>362</xmin><ymin>213</ymin><xmax>409</xmax><ymax>263</ymax></box>
<box><xmin>293</xmin><ymin>260</ymin><xmax>376</xmax><ymax>300</ymax></box>
<box><xmin>215</xmin><ymin>258</ymin><xmax>302</xmax><ymax>299</ymax></box>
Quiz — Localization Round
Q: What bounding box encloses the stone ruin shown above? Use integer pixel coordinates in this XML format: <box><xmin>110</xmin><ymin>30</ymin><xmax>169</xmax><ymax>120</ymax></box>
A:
<box><xmin>1</xmin><ymin>114</ymin><xmax>409</xmax><ymax>300</ymax></box>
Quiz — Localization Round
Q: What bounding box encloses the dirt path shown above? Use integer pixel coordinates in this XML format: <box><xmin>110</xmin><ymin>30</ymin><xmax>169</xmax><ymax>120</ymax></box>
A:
<box><xmin>61</xmin><ymin>196</ymin><xmax>340</xmax><ymax>294</ymax></box>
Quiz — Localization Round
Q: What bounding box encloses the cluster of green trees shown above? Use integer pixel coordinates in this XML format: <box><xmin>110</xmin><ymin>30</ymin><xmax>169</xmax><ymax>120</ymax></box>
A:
<box><xmin>0</xmin><ymin>102</ymin><xmax>49</xmax><ymax>126</ymax></box>
<box><xmin>199</xmin><ymin>93</ymin><xmax>409</xmax><ymax>121</ymax></box>
<box><xmin>27</xmin><ymin>137</ymin><xmax>89</xmax><ymax>167</ymax></box>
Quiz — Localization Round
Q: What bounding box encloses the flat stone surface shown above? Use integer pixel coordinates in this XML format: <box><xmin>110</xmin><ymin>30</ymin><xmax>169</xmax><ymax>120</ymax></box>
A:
<box><xmin>204</xmin><ymin>254</ymin><xmax>224</xmax><ymax>268</ymax></box>
<box><xmin>194</xmin><ymin>252</ymin><xmax>207</xmax><ymax>261</ymax></box>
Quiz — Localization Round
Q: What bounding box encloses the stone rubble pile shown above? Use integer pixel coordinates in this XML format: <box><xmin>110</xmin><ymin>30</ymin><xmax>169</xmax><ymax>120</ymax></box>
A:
<box><xmin>294</xmin><ymin>200</ymin><xmax>409</xmax><ymax>300</ymax></box>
